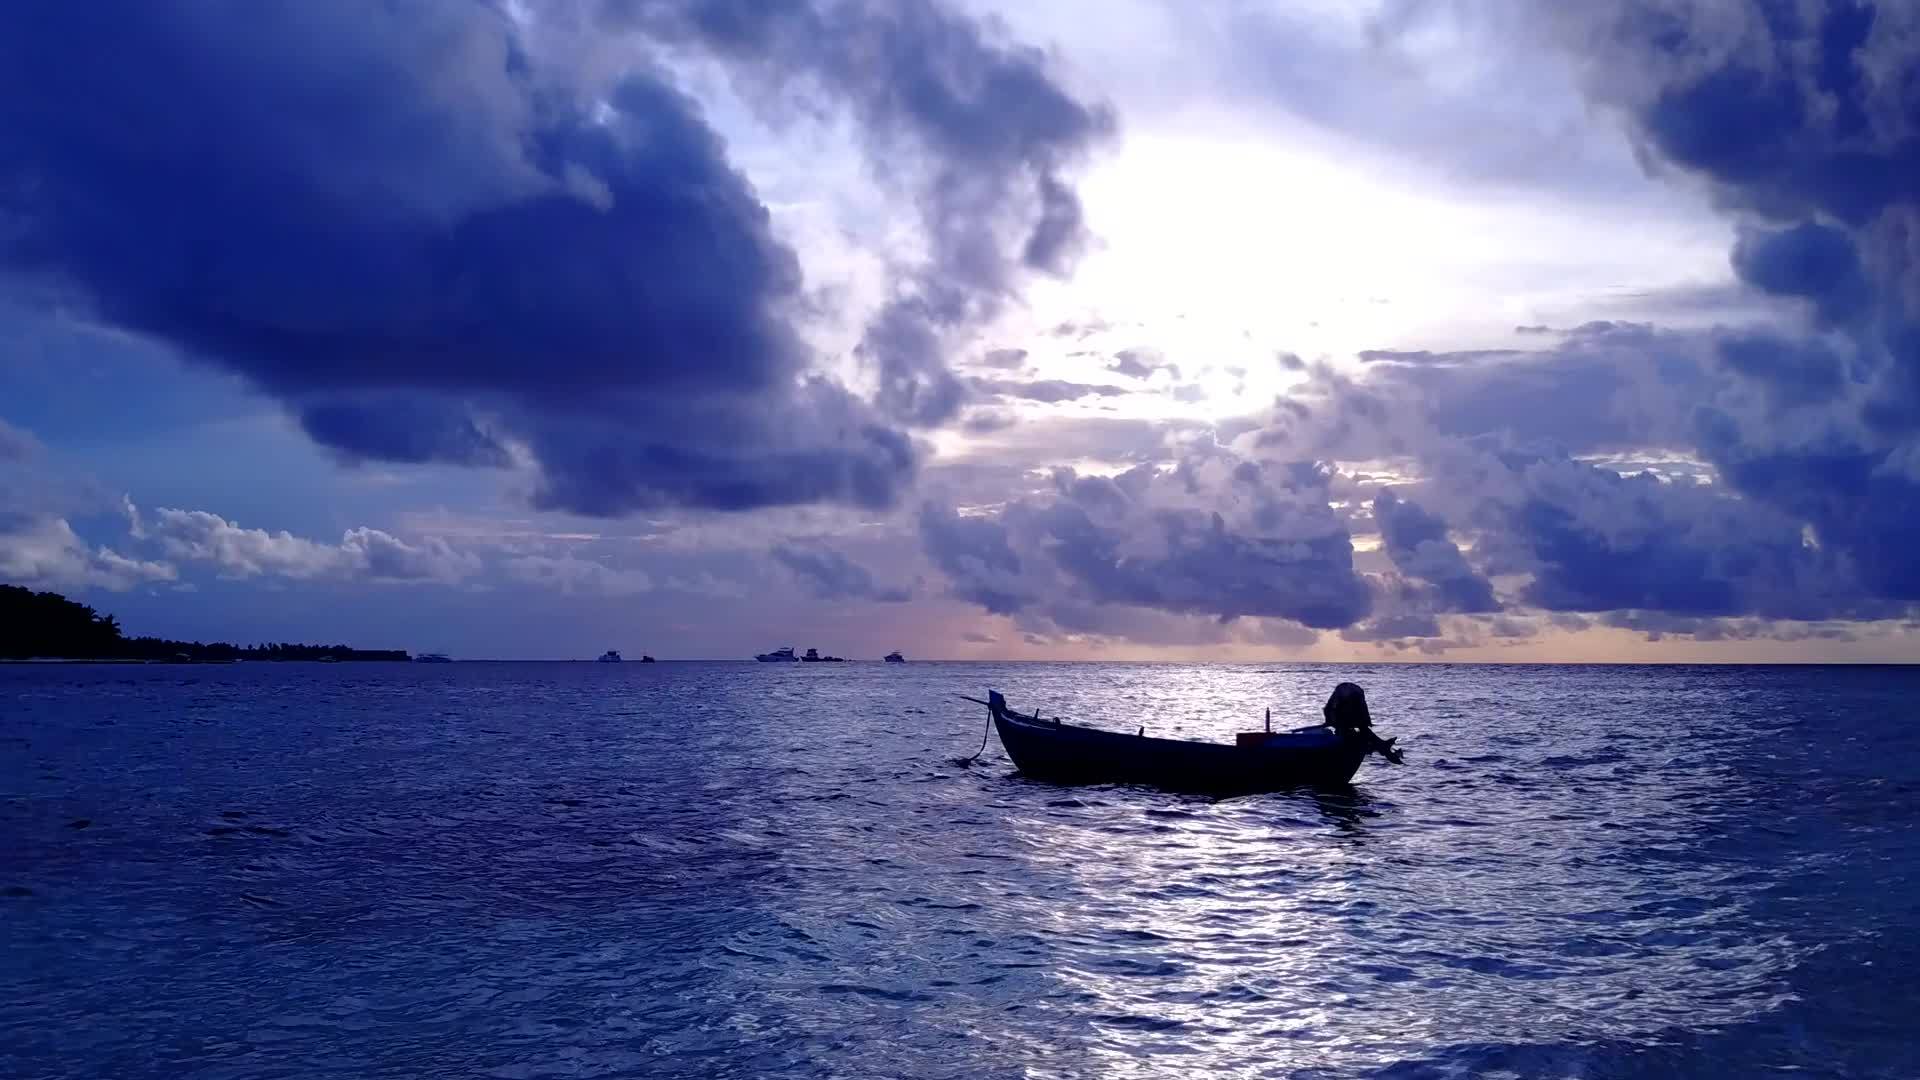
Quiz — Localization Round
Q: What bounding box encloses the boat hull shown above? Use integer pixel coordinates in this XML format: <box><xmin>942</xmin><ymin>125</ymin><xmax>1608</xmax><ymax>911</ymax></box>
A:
<box><xmin>990</xmin><ymin>700</ymin><xmax>1369</xmax><ymax>793</ymax></box>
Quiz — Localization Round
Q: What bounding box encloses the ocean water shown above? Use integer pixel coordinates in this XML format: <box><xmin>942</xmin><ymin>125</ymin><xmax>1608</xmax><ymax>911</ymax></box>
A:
<box><xmin>3</xmin><ymin>661</ymin><xmax>1916</xmax><ymax>1079</ymax></box>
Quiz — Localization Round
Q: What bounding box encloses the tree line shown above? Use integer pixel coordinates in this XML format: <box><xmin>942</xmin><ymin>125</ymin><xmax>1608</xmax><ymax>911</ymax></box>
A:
<box><xmin>0</xmin><ymin>584</ymin><xmax>410</xmax><ymax>661</ymax></box>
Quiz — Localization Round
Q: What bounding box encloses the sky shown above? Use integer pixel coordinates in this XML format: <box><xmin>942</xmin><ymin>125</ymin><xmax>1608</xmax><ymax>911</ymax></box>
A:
<box><xmin>2</xmin><ymin>0</ymin><xmax>1919</xmax><ymax>661</ymax></box>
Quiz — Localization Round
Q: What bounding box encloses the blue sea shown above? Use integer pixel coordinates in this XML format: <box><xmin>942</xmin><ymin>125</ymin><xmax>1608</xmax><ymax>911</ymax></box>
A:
<box><xmin>3</xmin><ymin>662</ymin><xmax>1916</xmax><ymax>1078</ymax></box>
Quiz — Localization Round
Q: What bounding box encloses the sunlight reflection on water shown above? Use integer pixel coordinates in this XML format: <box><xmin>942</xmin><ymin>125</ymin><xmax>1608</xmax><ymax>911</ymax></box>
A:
<box><xmin>3</xmin><ymin>661</ymin><xmax>1916</xmax><ymax>1078</ymax></box>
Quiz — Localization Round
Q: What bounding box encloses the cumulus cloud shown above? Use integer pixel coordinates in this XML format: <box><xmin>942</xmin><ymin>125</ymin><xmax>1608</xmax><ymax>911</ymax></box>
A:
<box><xmin>770</xmin><ymin>543</ymin><xmax>911</xmax><ymax>602</ymax></box>
<box><xmin>0</xmin><ymin>515</ymin><xmax>175</xmax><ymax>592</ymax></box>
<box><xmin>0</xmin><ymin>430</ymin><xmax>174</xmax><ymax>591</ymax></box>
<box><xmin>1498</xmin><ymin>453</ymin><xmax>1854</xmax><ymax>619</ymax></box>
<box><xmin>144</xmin><ymin>507</ymin><xmax>478</xmax><ymax>585</ymax></box>
<box><xmin>1372</xmin><ymin>490</ymin><xmax>1498</xmax><ymax>613</ymax></box>
<box><xmin>1225</xmin><ymin>2</ymin><xmax>1920</xmax><ymax>638</ymax></box>
<box><xmin>0</xmin><ymin>0</ymin><xmax>1110</xmax><ymax>516</ymax></box>
<box><xmin>920</xmin><ymin>457</ymin><xmax>1373</xmax><ymax>634</ymax></box>
<box><xmin>1526</xmin><ymin>0</ymin><xmax>1920</xmax><ymax>612</ymax></box>
<box><xmin>1338</xmin><ymin>612</ymin><xmax>1442</xmax><ymax>643</ymax></box>
<box><xmin>1175</xmin><ymin>332</ymin><xmax>1902</xmax><ymax>635</ymax></box>
<box><xmin>1351</xmin><ymin>322</ymin><xmax>1716</xmax><ymax>456</ymax></box>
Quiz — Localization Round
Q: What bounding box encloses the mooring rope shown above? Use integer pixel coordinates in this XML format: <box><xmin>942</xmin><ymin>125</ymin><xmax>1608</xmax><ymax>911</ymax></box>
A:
<box><xmin>952</xmin><ymin>694</ymin><xmax>1001</xmax><ymax>765</ymax></box>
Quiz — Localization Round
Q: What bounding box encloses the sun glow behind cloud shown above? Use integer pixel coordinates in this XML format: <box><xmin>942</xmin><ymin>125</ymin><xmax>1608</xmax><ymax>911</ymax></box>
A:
<box><xmin>1025</xmin><ymin>119</ymin><xmax>1738</xmax><ymax>371</ymax></box>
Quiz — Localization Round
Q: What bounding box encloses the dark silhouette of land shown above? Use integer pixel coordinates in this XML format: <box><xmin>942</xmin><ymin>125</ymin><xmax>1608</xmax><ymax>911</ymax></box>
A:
<box><xmin>0</xmin><ymin>584</ymin><xmax>409</xmax><ymax>662</ymax></box>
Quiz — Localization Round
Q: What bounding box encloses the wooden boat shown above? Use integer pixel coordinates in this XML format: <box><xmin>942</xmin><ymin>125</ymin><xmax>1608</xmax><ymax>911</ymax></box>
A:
<box><xmin>966</xmin><ymin>690</ymin><xmax>1393</xmax><ymax>793</ymax></box>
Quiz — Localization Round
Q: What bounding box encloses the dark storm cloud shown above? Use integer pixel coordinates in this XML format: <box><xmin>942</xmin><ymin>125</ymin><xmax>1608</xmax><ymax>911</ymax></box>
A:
<box><xmin>770</xmin><ymin>542</ymin><xmax>910</xmax><ymax>603</ymax></box>
<box><xmin>1556</xmin><ymin>0</ymin><xmax>1920</xmax><ymax>616</ymax></box>
<box><xmin>0</xmin><ymin>0</ymin><xmax>1110</xmax><ymax>514</ymax></box>
<box><xmin>1695</xmin><ymin>411</ymin><xmax>1920</xmax><ymax>604</ymax></box>
<box><xmin>1572</xmin><ymin>2</ymin><xmax>1919</xmax><ymax>388</ymax></box>
<box><xmin>1371</xmin><ymin>491</ymin><xmax>1498</xmax><ymax>612</ymax></box>
<box><xmin>1496</xmin><ymin>449</ymin><xmax>1881</xmax><ymax>621</ymax></box>
<box><xmin>920</xmin><ymin>458</ymin><xmax>1373</xmax><ymax>632</ymax></box>
<box><xmin>1354</xmin><ymin>322</ymin><xmax>1715</xmax><ymax>455</ymax></box>
<box><xmin>1731</xmin><ymin>222</ymin><xmax>1873</xmax><ymax>326</ymax></box>
<box><xmin>917</xmin><ymin>503</ymin><xmax>1031</xmax><ymax>615</ymax></box>
<box><xmin>298</xmin><ymin>398</ymin><xmax>511</xmax><ymax>468</ymax></box>
<box><xmin>1713</xmin><ymin>333</ymin><xmax>1849</xmax><ymax>409</ymax></box>
<box><xmin>1338</xmin><ymin>612</ymin><xmax>1443</xmax><ymax>643</ymax></box>
<box><xmin>1607</xmin><ymin>1</ymin><xmax>1917</xmax><ymax>229</ymax></box>
<box><xmin>929</xmin><ymin>303</ymin><xmax>1904</xmax><ymax>639</ymax></box>
<box><xmin>589</xmin><ymin>0</ymin><xmax>1116</xmax><ymax>426</ymax></box>
<box><xmin>1238</xmin><ymin>343</ymin><xmax>1890</xmax><ymax>629</ymax></box>
<box><xmin>525</xmin><ymin>385</ymin><xmax>917</xmax><ymax>515</ymax></box>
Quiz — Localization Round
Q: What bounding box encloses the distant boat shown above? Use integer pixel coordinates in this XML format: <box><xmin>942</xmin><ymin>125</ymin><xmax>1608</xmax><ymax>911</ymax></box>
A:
<box><xmin>640</xmin><ymin>654</ymin><xmax>656</xmax><ymax>663</ymax></box>
<box><xmin>883</xmin><ymin>651</ymin><xmax>905</xmax><ymax>663</ymax></box>
<box><xmin>415</xmin><ymin>653</ymin><xmax>453</xmax><ymax>663</ymax></box>
<box><xmin>597</xmin><ymin>650</ymin><xmax>622</xmax><ymax>663</ymax></box>
<box><xmin>756</xmin><ymin>647</ymin><xmax>799</xmax><ymax>662</ymax></box>
<box><xmin>801</xmin><ymin>648</ymin><xmax>849</xmax><ymax>663</ymax></box>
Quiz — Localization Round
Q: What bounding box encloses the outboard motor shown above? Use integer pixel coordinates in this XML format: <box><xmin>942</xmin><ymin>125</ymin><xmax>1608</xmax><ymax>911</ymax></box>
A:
<box><xmin>1323</xmin><ymin>682</ymin><xmax>1371</xmax><ymax>734</ymax></box>
<box><xmin>1324</xmin><ymin>682</ymin><xmax>1404</xmax><ymax>764</ymax></box>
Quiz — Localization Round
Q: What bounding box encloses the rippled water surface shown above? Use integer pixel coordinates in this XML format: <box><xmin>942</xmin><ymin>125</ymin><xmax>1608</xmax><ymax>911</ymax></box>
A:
<box><xmin>4</xmin><ymin>662</ymin><xmax>1918</xmax><ymax>1078</ymax></box>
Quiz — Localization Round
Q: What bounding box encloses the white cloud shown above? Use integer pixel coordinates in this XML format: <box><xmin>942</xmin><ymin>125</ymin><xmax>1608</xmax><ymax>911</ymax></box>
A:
<box><xmin>145</xmin><ymin>506</ymin><xmax>479</xmax><ymax>584</ymax></box>
<box><xmin>0</xmin><ymin>515</ymin><xmax>175</xmax><ymax>591</ymax></box>
<box><xmin>340</xmin><ymin>527</ymin><xmax>480</xmax><ymax>584</ymax></box>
